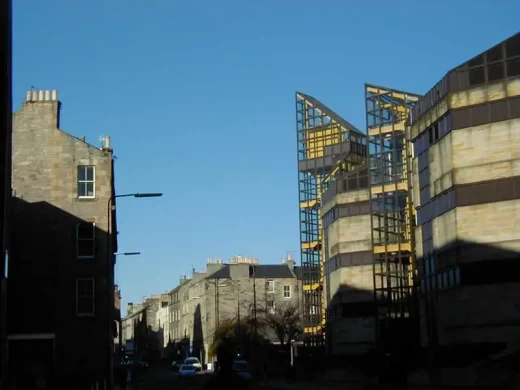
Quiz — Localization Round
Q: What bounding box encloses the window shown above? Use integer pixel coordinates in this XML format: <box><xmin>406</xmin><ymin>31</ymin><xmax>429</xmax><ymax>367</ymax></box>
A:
<box><xmin>267</xmin><ymin>280</ymin><xmax>275</xmax><ymax>293</ymax></box>
<box><xmin>77</xmin><ymin>223</ymin><xmax>95</xmax><ymax>258</ymax></box>
<box><xmin>267</xmin><ymin>300</ymin><xmax>275</xmax><ymax>314</ymax></box>
<box><xmin>77</xmin><ymin>278</ymin><xmax>95</xmax><ymax>316</ymax></box>
<box><xmin>77</xmin><ymin>166</ymin><xmax>95</xmax><ymax>198</ymax></box>
<box><xmin>283</xmin><ymin>285</ymin><xmax>291</xmax><ymax>298</ymax></box>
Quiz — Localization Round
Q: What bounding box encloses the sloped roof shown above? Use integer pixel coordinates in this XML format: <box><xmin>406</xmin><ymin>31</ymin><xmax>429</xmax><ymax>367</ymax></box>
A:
<box><xmin>207</xmin><ymin>264</ymin><xmax>300</xmax><ymax>279</ymax></box>
<box><xmin>296</xmin><ymin>91</ymin><xmax>365</xmax><ymax>136</ymax></box>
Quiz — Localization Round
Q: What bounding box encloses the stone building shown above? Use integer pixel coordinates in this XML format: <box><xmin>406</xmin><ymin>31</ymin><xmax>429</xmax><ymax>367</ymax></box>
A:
<box><xmin>7</xmin><ymin>90</ymin><xmax>118</xmax><ymax>389</ymax></box>
<box><xmin>122</xmin><ymin>295</ymin><xmax>164</xmax><ymax>363</ymax></box>
<box><xmin>125</xmin><ymin>257</ymin><xmax>302</xmax><ymax>366</ymax></box>
<box><xmin>170</xmin><ymin>258</ymin><xmax>302</xmax><ymax>365</ymax></box>
<box><xmin>321</xmin><ymin>165</ymin><xmax>374</xmax><ymax>357</ymax></box>
<box><xmin>409</xmin><ymin>32</ymin><xmax>520</xmax><ymax>371</ymax></box>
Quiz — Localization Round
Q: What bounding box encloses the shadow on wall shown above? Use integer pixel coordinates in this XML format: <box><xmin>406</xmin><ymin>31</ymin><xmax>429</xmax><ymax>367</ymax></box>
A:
<box><xmin>323</xmin><ymin>238</ymin><xmax>520</xmax><ymax>386</ymax></box>
<box><xmin>6</xmin><ymin>197</ymin><xmax>117</xmax><ymax>387</ymax></box>
<box><xmin>192</xmin><ymin>304</ymin><xmax>205</xmax><ymax>364</ymax></box>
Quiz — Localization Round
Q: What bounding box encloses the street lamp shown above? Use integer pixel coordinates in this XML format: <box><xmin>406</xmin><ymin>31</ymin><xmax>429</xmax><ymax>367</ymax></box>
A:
<box><xmin>106</xmin><ymin>192</ymin><xmax>163</xmax><ymax>387</ymax></box>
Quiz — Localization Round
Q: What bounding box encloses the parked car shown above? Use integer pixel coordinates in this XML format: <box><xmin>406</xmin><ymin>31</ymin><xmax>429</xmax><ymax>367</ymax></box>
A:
<box><xmin>179</xmin><ymin>364</ymin><xmax>197</xmax><ymax>378</ymax></box>
<box><xmin>171</xmin><ymin>361</ymin><xmax>183</xmax><ymax>371</ymax></box>
<box><xmin>184</xmin><ymin>357</ymin><xmax>202</xmax><ymax>372</ymax></box>
<box><xmin>232</xmin><ymin>360</ymin><xmax>252</xmax><ymax>380</ymax></box>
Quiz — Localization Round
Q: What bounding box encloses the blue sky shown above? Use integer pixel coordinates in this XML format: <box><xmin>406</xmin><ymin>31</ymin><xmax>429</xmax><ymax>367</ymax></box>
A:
<box><xmin>13</xmin><ymin>0</ymin><xmax>519</xmax><ymax>313</ymax></box>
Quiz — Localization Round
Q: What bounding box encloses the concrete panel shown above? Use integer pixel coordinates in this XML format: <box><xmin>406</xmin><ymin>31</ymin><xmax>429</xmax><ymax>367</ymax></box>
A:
<box><xmin>411</xmin><ymin>158</ymin><xmax>421</xmax><ymax>208</ymax></box>
<box><xmin>429</xmin><ymin>132</ymin><xmax>454</xmax><ymax>197</ymax></box>
<box><xmin>456</xmin><ymin>200</ymin><xmax>520</xmax><ymax>253</ymax></box>
<box><xmin>450</xmin><ymin>78</ymin><xmax>520</xmax><ymax>110</ymax></box>
<box><xmin>328</xmin><ymin>215</ymin><xmax>371</xmax><ymax>257</ymax></box>
<box><xmin>452</xmin><ymin>119</ymin><xmax>520</xmax><ymax>186</ymax></box>
<box><xmin>322</xmin><ymin>189</ymin><xmax>369</xmax><ymax>216</ymax></box>
<box><xmin>432</xmin><ymin>209</ymin><xmax>457</xmax><ymax>250</ymax></box>
<box><xmin>436</xmin><ymin>284</ymin><xmax>520</xmax><ymax>346</ymax></box>
<box><xmin>327</xmin><ymin>265</ymin><xmax>374</xmax><ymax>304</ymax></box>
<box><xmin>329</xmin><ymin>317</ymin><xmax>375</xmax><ymax>356</ymax></box>
<box><xmin>415</xmin><ymin>226</ymin><xmax>423</xmax><ymax>259</ymax></box>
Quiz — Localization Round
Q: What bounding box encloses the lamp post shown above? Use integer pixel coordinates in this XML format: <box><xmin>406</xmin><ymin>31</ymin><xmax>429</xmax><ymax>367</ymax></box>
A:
<box><xmin>107</xmin><ymin>192</ymin><xmax>162</xmax><ymax>389</ymax></box>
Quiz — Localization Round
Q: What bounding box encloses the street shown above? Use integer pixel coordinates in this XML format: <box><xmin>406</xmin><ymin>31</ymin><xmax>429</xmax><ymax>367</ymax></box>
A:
<box><xmin>117</xmin><ymin>366</ymin><xmax>210</xmax><ymax>390</ymax></box>
<box><xmin>116</xmin><ymin>366</ymin><xmax>340</xmax><ymax>390</ymax></box>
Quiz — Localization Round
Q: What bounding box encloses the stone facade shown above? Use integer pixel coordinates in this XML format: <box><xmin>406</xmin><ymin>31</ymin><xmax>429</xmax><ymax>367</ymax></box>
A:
<box><xmin>409</xmin><ymin>32</ymin><xmax>520</xmax><ymax>366</ymax></box>
<box><xmin>125</xmin><ymin>259</ymin><xmax>302</xmax><ymax>365</ymax></box>
<box><xmin>321</xmin><ymin>166</ymin><xmax>375</xmax><ymax>356</ymax></box>
<box><xmin>7</xmin><ymin>90</ymin><xmax>117</xmax><ymax>388</ymax></box>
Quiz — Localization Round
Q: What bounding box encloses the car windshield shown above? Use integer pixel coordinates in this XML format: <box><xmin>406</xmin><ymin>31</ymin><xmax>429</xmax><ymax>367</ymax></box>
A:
<box><xmin>232</xmin><ymin>361</ymin><xmax>249</xmax><ymax>371</ymax></box>
<box><xmin>185</xmin><ymin>358</ymin><xmax>199</xmax><ymax>364</ymax></box>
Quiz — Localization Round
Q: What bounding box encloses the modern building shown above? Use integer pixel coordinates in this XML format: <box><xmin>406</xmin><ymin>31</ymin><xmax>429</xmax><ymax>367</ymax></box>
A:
<box><xmin>322</xmin><ymin>164</ymin><xmax>374</xmax><ymax>357</ymax></box>
<box><xmin>365</xmin><ymin>84</ymin><xmax>421</xmax><ymax>358</ymax></box>
<box><xmin>296</xmin><ymin>92</ymin><xmax>367</xmax><ymax>348</ymax></box>
<box><xmin>7</xmin><ymin>90</ymin><xmax>117</xmax><ymax>389</ymax></box>
<box><xmin>0</xmin><ymin>0</ymin><xmax>11</xmax><ymax>386</ymax></box>
<box><xmin>409</xmin><ymin>32</ymin><xmax>520</xmax><ymax>375</ymax></box>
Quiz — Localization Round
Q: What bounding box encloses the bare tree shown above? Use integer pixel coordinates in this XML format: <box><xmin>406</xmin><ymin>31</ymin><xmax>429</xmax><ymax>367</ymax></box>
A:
<box><xmin>258</xmin><ymin>302</ymin><xmax>302</xmax><ymax>345</ymax></box>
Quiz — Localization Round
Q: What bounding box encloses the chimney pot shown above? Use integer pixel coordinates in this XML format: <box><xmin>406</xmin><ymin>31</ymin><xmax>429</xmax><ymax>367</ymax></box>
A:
<box><xmin>44</xmin><ymin>90</ymin><xmax>50</xmax><ymax>100</ymax></box>
<box><xmin>26</xmin><ymin>91</ymin><xmax>31</xmax><ymax>101</ymax></box>
<box><xmin>31</xmin><ymin>91</ymin><xmax>38</xmax><ymax>101</ymax></box>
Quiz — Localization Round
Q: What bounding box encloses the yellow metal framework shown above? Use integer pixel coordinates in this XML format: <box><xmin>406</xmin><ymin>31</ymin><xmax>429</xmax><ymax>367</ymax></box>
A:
<box><xmin>296</xmin><ymin>92</ymin><xmax>366</xmax><ymax>347</ymax></box>
<box><xmin>365</xmin><ymin>84</ymin><xmax>421</xmax><ymax>354</ymax></box>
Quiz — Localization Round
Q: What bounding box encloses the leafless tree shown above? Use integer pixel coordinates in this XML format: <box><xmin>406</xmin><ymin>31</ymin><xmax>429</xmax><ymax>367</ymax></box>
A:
<box><xmin>258</xmin><ymin>302</ymin><xmax>302</xmax><ymax>345</ymax></box>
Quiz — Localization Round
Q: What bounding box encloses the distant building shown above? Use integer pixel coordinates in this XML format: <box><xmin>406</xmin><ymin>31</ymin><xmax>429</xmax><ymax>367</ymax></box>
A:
<box><xmin>124</xmin><ymin>257</ymin><xmax>302</xmax><ymax>366</ymax></box>
<box><xmin>7</xmin><ymin>90</ymin><xmax>117</xmax><ymax>389</ymax></box>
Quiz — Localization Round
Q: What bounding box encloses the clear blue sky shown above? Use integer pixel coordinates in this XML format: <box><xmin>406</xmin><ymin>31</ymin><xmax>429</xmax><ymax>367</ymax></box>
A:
<box><xmin>13</xmin><ymin>0</ymin><xmax>519</xmax><ymax>313</ymax></box>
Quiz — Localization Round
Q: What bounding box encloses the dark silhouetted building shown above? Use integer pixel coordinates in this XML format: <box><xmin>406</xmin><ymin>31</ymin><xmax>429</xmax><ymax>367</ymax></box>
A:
<box><xmin>7</xmin><ymin>90</ymin><xmax>117</xmax><ymax>389</ymax></box>
<box><xmin>0</xmin><ymin>0</ymin><xmax>12</xmax><ymax>387</ymax></box>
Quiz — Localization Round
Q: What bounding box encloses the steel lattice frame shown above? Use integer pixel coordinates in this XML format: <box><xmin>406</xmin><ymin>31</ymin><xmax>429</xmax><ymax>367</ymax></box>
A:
<box><xmin>365</xmin><ymin>84</ymin><xmax>421</xmax><ymax>355</ymax></box>
<box><xmin>296</xmin><ymin>92</ymin><xmax>366</xmax><ymax>348</ymax></box>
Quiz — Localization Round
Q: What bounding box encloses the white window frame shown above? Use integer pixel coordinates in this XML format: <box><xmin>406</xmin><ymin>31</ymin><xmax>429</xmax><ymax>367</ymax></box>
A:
<box><xmin>267</xmin><ymin>300</ymin><xmax>275</xmax><ymax>314</ymax></box>
<box><xmin>77</xmin><ymin>222</ymin><xmax>96</xmax><ymax>259</ymax></box>
<box><xmin>267</xmin><ymin>280</ymin><xmax>275</xmax><ymax>293</ymax></box>
<box><xmin>77</xmin><ymin>165</ymin><xmax>96</xmax><ymax>199</ymax></box>
<box><xmin>283</xmin><ymin>285</ymin><xmax>291</xmax><ymax>298</ymax></box>
<box><xmin>76</xmin><ymin>278</ymin><xmax>95</xmax><ymax>317</ymax></box>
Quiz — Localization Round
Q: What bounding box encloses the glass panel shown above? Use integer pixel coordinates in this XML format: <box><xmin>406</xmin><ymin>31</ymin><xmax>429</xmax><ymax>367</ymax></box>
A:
<box><xmin>86</xmin><ymin>166</ymin><xmax>94</xmax><ymax>181</ymax></box>
<box><xmin>78</xmin><ymin>240</ymin><xmax>94</xmax><ymax>257</ymax></box>
<box><xmin>78</xmin><ymin>182</ymin><xmax>86</xmax><ymax>197</ymax></box>
<box><xmin>87</xmin><ymin>183</ymin><xmax>94</xmax><ymax>197</ymax></box>
<box><xmin>78</xmin><ymin>296</ymin><xmax>94</xmax><ymax>314</ymax></box>
<box><xmin>78</xmin><ymin>223</ymin><xmax>94</xmax><ymax>239</ymax></box>
<box><xmin>78</xmin><ymin>166</ymin><xmax>86</xmax><ymax>181</ymax></box>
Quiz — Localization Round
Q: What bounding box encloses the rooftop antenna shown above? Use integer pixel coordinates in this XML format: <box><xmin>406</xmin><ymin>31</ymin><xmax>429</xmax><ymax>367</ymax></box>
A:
<box><xmin>30</xmin><ymin>85</ymin><xmax>39</xmax><ymax>91</ymax></box>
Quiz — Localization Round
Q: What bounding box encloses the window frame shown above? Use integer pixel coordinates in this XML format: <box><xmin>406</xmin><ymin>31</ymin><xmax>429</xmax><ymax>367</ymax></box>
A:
<box><xmin>77</xmin><ymin>165</ymin><xmax>96</xmax><ymax>199</ymax></box>
<box><xmin>267</xmin><ymin>280</ymin><xmax>275</xmax><ymax>293</ymax></box>
<box><xmin>76</xmin><ymin>278</ymin><xmax>95</xmax><ymax>317</ymax></box>
<box><xmin>77</xmin><ymin>222</ymin><xmax>96</xmax><ymax>259</ymax></box>
<box><xmin>267</xmin><ymin>299</ymin><xmax>275</xmax><ymax>314</ymax></box>
<box><xmin>283</xmin><ymin>285</ymin><xmax>291</xmax><ymax>298</ymax></box>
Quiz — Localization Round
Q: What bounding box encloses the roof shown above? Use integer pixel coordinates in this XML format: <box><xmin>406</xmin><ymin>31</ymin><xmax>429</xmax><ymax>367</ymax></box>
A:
<box><xmin>296</xmin><ymin>91</ymin><xmax>365</xmax><ymax>136</ymax></box>
<box><xmin>208</xmin><ymin>264</ymin><xmax>301</xmax><ymax>279</ymax></box>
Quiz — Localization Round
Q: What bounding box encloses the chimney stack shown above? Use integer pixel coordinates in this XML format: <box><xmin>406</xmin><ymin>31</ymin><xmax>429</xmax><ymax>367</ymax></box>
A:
<box><xmin>26</xmin><ymin>89</ymin><xmax>58</xmax><ymax>103</ymax></box>
<box><xmin>287</xmin><ymin>253</ymin><xmax>295</xmax><ymax>270</ymax></box>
